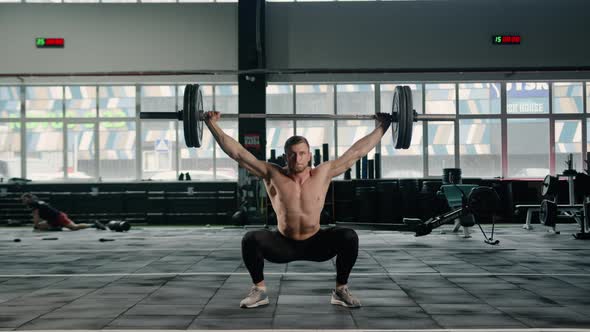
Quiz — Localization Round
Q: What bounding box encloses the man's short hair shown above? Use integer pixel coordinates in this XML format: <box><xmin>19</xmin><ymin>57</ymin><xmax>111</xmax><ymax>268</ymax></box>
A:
<box><xmin>284</xmin><ymin>136</ymin><xmax>310</xmax><ymax>154</ymax></box>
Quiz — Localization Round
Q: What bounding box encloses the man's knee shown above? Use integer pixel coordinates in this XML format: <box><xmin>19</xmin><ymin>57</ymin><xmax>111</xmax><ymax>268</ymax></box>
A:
<box><xmin>242</xmin><ymin>230</ymin><xmax>262</xmax><ymax>249</ymax></box>
<box><xmin>340</xmin><ymin>228</ymin><xmax>358</xmax><ymax>245</ymax></box>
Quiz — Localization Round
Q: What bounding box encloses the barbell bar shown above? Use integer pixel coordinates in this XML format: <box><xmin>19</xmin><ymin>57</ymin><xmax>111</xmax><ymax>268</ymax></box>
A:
<box><xmin>142</xmin><ymin>110</ymin><xmax>455</xmax><ymax>121</ymax></box>
<box><xmin>140</xmin><ymin>84</ymin><xmax>456</xmax><ymax>149</ymax></box>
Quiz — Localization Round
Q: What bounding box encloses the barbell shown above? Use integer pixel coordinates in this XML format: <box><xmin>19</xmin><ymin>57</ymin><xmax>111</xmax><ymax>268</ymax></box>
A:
<box><xmin>140</xmin><ymin>84</ymin><xmax>455</xmax><ymax>149</ymax></box>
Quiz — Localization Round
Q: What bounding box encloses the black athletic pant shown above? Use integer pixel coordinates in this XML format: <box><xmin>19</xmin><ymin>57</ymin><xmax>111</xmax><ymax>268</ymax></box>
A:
<box><xmin>241</xmin><ymin>227</ymin><xmax>359</xmax><ymax>285</ymax></box>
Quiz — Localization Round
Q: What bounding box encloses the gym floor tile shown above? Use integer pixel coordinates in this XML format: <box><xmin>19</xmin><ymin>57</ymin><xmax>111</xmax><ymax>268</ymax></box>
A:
<box><xmin>274</xmin><ymin>303</ymin><xmax>351</xmax><ymax>315</ymax></box>
<box><xmin>0</xmin><ymin>315</ymin><xmax>41</xmax><ymax>329</ymax></box>
<box><xmin>189</xmin><ymin>318</ymin><xmax>273</xmax><ymax>329</ymax></box>
<box><xmin>358</xmin><ymin>296</ymin><xmax>418</xmax><ymax>307</ymax></box>
<box><xmin>197</xmin><ymin>304</ymin><xmax>276</xmax><ymax>319</ymax></box>
<box><xmin>350</xmin><ymin>306</ymin><xmax>428</xmax><ymax>318</ymax></box>
<box><xmin>272</xmin><ymin>314</ymin><xmax>356</xmax><ymax>329</ymax></box>
<box><xmin>419</xmin><ymin>303</ymin><xmax>503</xmax><ymax>315</ymax></box>
<box><xmin>410</xmin><ymin>294</ymin><xmax>482</xmax><ymax>304</ymax></box>
<box><xmin>16</xmin><ymin>317</ymin><xmax>113</xmax><ymax>330</ymax></box>
<box><xmin>0</xmin><ymin>224</ymin><xmax>589</xmax><ymax>330</ymax></box>
<box><xmin>105</xmin><ymin>315</ymin><xmax>194</xmax><ymax>329</ymax></box>
<box><xmin>509</xmin><ymin>314</ymin><xmax>590</xmax><ymax>328</ymax></box>
<box><xmin>39</xmin><ymin>305</ymin><xmax>131</xmax><ymax>319</ymax></box>
<box><xmin>431</xmin><ymin>313</ymin><xmax>528</xmax><ymax>328</ymax></box>
<box><xmin>353</xmin><ymin>316</ymin><xmax>441</xmax><ymax>329</ymax></box>
<box><xmin>123</xmin><ymin>304</ymin><xmax>203</xmax><ymax>316</ymax></box>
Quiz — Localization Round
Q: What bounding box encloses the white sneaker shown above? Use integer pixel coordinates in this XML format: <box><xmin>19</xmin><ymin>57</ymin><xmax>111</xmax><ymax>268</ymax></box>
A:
<box><xmin>239</xmin><ymin>286</ymin><xmax>269</xmax><ymax>308</ymax></box>
<box><xmin>331</xmin><ymin>286</ymin><xmax>361</xmax><ymax>308</ymax></box>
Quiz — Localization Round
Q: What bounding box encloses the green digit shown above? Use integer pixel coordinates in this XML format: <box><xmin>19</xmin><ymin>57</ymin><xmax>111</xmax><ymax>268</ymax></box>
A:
<box><xmin>494</xmin><ymin>36</ymin><xmax>502</xmax><ymax>44</ymax></box>
<box><xmin>36</xmin><ymin>38</ymin><xmax>45</xmax><ymax>46</ymax></box>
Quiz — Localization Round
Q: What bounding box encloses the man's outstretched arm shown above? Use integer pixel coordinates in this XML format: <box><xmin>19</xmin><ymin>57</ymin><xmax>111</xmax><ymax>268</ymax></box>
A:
<box><xmin>328</xmin><ymin>113</ymin><xmax>391</xmax><ymax>178</ymax></box>
<box><xmin>204</xmin><ymin>111</ymin><xmax>270</xmax><ymax>179</ymax></box>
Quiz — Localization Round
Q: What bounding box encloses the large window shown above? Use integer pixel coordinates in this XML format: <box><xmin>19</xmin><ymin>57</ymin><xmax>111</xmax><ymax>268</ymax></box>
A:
<box><xmin>0</xmin><ymin>122</ymin><xmax>21</xmax><ymax>179</ymax></box>
<box><xmin>507</xmin><ymin>119</ymin><xmax>550</xmax><ymax>177</ymax></box>
<box><xmin>66</xmin><ymin>86</ymin><xmax>96</xmax><ymax>118</ymax></box>
<box><xmin>0</xmin><ymin>87</ymin><xmax>21</xmax><ymax>180</ymax></box>
<box><xmin>26</xmin><ymin>86</ymin><xmax>63</xmax><ymax>118</ymax></box>
<box><xmin>459</xmin><ymin>119</ymin><xmax>501</xmax><ymax>177</ymax></box>
<box><xmin>215</xmin><ymin>85</ymin><xmax>238</xmax><ymax>114</ymax></box>
<box><xmin>141</xmin><ymin>85</ymin><xmax>175</xmax><ymax>114</ymax></box>
<box><xmin>267</xmin><ymin>85</ymin><xmax>293</xmax><ymax>115</ymax></box>
<box><xmin>1</xmin><ymin>81</ymin><xmax>589</xmax><ymax>181</ymax></box>
<box><xmin>216</xmin><ymin>121</ymin><xmax>238</xmax><ymax>180</ymax></box>
<box><xmin>553</xmin><ymin>82</ymin><xmax>583</xmax><ymax>114</ymax></box>
<box><xmin>428</xmin><ymin>121</ymin><xmax>455</xmax><ymax>176</ymax></box>
<box><xmin>296</xmin><ymin>85</ymin><xmax>334</xmax><ymax>115</ymax></box>
<box><xmin>425</xmin><ymin>84</ymin><xmax>455</xmax><ymax>115</ymax></box>
<box><xmin>99</xmin><ymin>122</ymin><xmax>136</xmax><ymax>181</ymax></box>
<box><xmin>142</xmin><ymin>121</ymin><xmax>176</xmax><ymax>180</ymax></box>
<box><xmin>67</xmin><ymin>123</ymin><xmax>96</xmax><ymax>180</ymax></box>
<box><xmin>99</xmin><ymin>86</ymin><xmax>135</xmax><ymax>118</ymax></box>
<box><xmin>141</xmin><ymin>86</ymin><xmax>177</xmax><ymax>181</ymax></box>
<box><xmin>507</xmin><ymin>82</ymin><xmax>549</xmax><ymax>114</ymax></box>
<box><xmin>555</xmin><ymin>120</ymin><xmax>583</xmax><ymax>173</ymax></box>
<box><xmin>336</xmin><ymin>84</ymin><xmax>374</xmax><ymax>115</ymax></box>
<box><xmin>0</xmin><ymin>86</ymin><xmax>20</xmax><ymax>119</ymax></box>
<box><xmin>381</xmin><ymin>123</ymin><xmax>423</xmax><ymax>178</ymax></box>
<box><xmin>335</xmin><ymin>84</ymin><xmax>375</xmax><ymax>177</ymax></box>
<box><xmin>459</xmin><ymin>83</ymin><xmax>501</xmax><ymax>115</ymax></box>
<box><xmin>26</xmin><ymin>122</ymin><xmax>64</xmax><ymax>181</ymax></box>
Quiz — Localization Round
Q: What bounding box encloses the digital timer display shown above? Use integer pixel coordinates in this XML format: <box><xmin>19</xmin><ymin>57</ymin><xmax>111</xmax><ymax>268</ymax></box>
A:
<box><xmin>36</xmin><ymin>38</ymin><xmax>65</xmax><ymax>48</ymax></box>
<box><xmin>492</xmin><ymin>35</ymin><xmax>521</xmax><ymax>45</ymax></box>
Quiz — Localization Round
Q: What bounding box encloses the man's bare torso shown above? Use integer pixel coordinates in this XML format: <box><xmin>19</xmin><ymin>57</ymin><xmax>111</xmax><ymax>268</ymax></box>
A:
<box><xmin>263</xmin><ymin>164</ymin><xmax>331</xmax><ymax>240</ymax></box>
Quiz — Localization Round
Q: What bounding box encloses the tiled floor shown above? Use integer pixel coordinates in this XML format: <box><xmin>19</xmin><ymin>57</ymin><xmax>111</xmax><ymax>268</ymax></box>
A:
<box><xmin>0</xmin><ymin>223</ymin><xmax>589</xmax><ymax>331</ymax></box>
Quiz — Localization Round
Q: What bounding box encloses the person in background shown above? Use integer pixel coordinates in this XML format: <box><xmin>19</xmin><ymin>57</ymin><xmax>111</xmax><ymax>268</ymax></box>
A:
<box><xmin>20</xmin><ymin>193</ymin><xmax>105</xmax><ymax>231</ymax></box>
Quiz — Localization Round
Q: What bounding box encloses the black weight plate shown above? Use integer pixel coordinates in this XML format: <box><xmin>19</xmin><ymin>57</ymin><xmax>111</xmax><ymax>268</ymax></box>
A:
<box><xmin>390</xmin><ymin>86</ymin><xmax>401</xmax><ymax>149</ymax></box>
<box><xmin>539</xmin><ymin>199</ymin><xmax>557</xmax><ymax>227</ymax></box>
<box><xmin>194</xmin><ymin>84</ymin><xmax>204</xmax><ymax>148</ymax></box>
<box><xmin>541</xmin><ymin>175</ymin><xmax>558</xmax><ymax>197</ymax></box>
<box><xmin>188</xmin><ymin>84</ymin><xmax>198</xmax><ymax>148</ymax></box>
<box><xmin>394</xmin><ymin>86</ymin><xmax>406</xmax><ymax>149</ymax></box>
<box><xmin>402</xmin><ymin>86</ymin><xmax>414</xmax><ymax>149</ymax></box>
<box><xmin>183</xmin><ymin>84</ymin><xmax>192</xmax><ymax>147</ymax></box>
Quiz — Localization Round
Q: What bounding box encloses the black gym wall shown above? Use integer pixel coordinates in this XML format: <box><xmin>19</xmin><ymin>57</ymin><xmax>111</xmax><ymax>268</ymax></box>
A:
<box><xmin>266</xmin><ymin>0</ymin><xmax>590</xmax><ymax>78</ymax></box>
<box><xmin>1</xmin><ymin>0</ymin><xmax>589</xmax><ymax>79</ymax></box>
<box><xmin>0</xmin><ymin>4</ymin><xmax>237</xmax><ymax>76</ymax></box>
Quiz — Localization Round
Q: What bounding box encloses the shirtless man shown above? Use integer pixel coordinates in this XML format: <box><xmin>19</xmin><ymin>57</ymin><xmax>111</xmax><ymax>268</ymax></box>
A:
<box><xmin>204</xmin><ymin>111</ymin><xmax>391</xmax><ymax>309</ymax></box>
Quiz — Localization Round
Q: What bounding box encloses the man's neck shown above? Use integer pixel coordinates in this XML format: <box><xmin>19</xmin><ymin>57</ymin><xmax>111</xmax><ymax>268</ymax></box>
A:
<box><xmin>289</xmin><ymin>167</ymin><xmax>311</xmax><ymax>184</ymax></box>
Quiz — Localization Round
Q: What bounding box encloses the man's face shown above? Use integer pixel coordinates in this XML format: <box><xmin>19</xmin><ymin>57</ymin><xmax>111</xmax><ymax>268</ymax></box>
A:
<box><xmin>285</xmin><ymin>142</ymin><xmax>311</xmax><ymax>174</ymax></box>
<box><xmin>21</xmin><ymin>197</ymin><xmax>31</xmax><ymax>205</ymax></box>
